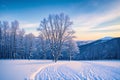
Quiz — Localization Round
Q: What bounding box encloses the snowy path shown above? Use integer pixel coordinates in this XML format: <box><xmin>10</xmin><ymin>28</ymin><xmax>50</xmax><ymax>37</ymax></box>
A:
<box><xmin>34</xmin><ymin>61</ymin><xmax>120</xmax><ymax>80</ymax></box>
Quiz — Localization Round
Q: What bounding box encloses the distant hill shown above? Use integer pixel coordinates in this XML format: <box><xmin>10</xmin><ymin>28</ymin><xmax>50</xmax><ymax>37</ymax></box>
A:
<box><xmin>77</xmin><ymin>40</ymin><xmax>94</xmax><ymax>46</ymax></box>
<box><xmin>76</xmin><ymin>37</ymin><xmax>120</xmax><ymax>60</ymax></box>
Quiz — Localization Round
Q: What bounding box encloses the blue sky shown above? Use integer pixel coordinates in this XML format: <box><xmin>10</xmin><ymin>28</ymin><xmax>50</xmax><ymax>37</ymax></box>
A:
<box><xmin>0</xmin><ymin>0</ymin><xmax>120</xmax><ymax>40</ymax></box>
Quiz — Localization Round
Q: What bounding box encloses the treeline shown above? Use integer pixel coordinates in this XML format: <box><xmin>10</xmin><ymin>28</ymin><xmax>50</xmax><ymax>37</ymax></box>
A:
<box><xmin>0</xmin><ymin>20</ymin><xmax>35</xmax><ymax>59</ymax></box>
<box><xmin>0</xmin><ymin>13</ymin><xmax>80</xmax><ymax>61</ymax></box>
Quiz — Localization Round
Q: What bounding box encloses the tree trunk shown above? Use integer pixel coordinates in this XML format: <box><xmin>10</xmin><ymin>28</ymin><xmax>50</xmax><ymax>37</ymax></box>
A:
<box><xmin>54</xmin><ymin>56</ymin><xmax>58</xmax><ymax>63</ymax></box>
<box><xmin>70</xmin><ymin>55</ymin><xmax>71</xmax><ymax>61</ymax></box>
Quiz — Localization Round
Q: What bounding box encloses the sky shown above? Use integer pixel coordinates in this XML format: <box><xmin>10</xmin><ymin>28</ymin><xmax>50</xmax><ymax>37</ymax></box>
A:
<box><xmin>0</xmin><ymin>0</ymin><xmax>120</xmax><ymax>40</ymax></box>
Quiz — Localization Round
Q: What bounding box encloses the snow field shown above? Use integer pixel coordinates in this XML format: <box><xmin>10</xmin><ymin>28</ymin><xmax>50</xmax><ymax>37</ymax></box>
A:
<box><xmin>0</xmin><ymin>60</ymin><xmax>52</xmax><ymax>80</ymax></box>
<box><xmin>0</xmin><ymin>60</ymin><xmax>120</xmax><ymax>80</ymax></box>
<box><xmin>34</xmin><ymin>61</ymin><xmax>120</xmax><ymax>80</ymax></box>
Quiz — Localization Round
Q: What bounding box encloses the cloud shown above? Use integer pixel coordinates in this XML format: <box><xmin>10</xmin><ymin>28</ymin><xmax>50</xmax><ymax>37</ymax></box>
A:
<box><xmin>19</xmin><ymin>22</ymin><xmax>39</xmax><ymax>29</ymax></box>
<box><xmin>90</xmin><ymin>29</ymin><xmax>120</xmax><ymax>33</ymax></box>
<box><xmin>19</xmin><ymin>22</ymin><xmax>40</xmax><ymax>36</ymax></box>
<box><xmin>89</xmin><ymin>24</ymin><xmax>120</xmax><ymax>32</ymax></box>
<box><xmin>25</xmin><ymin>30</ymin><xmax>39</xmax><ymax>36</ymax></box>
<box><xmin>72</xmin><ymin>1</ymin><xmax>120</xmax><ymax>32</ymax></box>
<box><xmin>72</xmin><ymin>1</ymin><xmax>120</xmax><ymax>40</ymax></box>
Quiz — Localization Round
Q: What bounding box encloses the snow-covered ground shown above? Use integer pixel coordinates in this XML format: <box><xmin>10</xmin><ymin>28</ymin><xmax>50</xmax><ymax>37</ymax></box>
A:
<box><xmin>0</xmin><ymin>60</ymin><xmax>120</xmax><ymax>80</ymax></box>
<box><xmin>0</xmin><ymin>60</ymin><xmax>52</xmax><ymax>80</ymax></box>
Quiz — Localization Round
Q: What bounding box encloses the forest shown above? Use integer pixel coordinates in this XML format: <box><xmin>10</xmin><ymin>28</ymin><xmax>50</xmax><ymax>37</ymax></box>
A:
<box><xmin>0</xmin><ymin>13</ymin><xmax>79</xmax><ymax>62</ymax></box>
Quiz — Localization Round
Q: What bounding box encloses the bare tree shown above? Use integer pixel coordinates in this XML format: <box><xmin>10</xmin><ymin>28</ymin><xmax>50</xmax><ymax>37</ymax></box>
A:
<box><xmin>0</xmin><ymin>21</ymin><xmax>2</xmax><ymax>58</ymax></box>
<box><xmin>38</xmin><ymin>13</ymin><xmax>74</xmax><ymax>62</ymax></box>
<box><xmin>38</xmin><ymin>34</ymin><xmax>47</xmax><ymax>59</ymax></box>
<box><xmin>11</xmin><ymin>20</ymin><xmax>19</xmax><ymax>59</ymax></box>
<box><xmin>28</xmin><ymin>33</ymin><xmax>34</xmax><ymax>60</ymax></box>
<box><xmin>66</xmin><ymin>38</ymin><xmax>79</xmax><ymax>61</ymax></box>
<box><xmin>2</xmin><ymin>21</ymin><xmax>9</xmax><ymax>58</ymax></box>
<box><xmin>25</xmin><ymin>33</ymin><xmax>34</xmax><ymax>60</ymax></box>
<box><xmin>18</xmin><ymin>29</ymin><xmax>25</xmax><ymax>59</ymax></box>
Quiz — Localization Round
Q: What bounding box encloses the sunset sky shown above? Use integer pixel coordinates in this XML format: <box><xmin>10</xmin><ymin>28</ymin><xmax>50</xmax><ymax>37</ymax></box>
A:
<box><xmin>0</xmin><ymin>0</ymin><xmax>120</xmax><ymax>40</ymax></box>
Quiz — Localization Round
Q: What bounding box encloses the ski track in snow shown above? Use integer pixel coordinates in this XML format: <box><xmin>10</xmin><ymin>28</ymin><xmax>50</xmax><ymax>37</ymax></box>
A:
<box><xmin>30</xmin><ymin>61</ymin><xmax>120</xmax><ymax>80</ymax></box>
